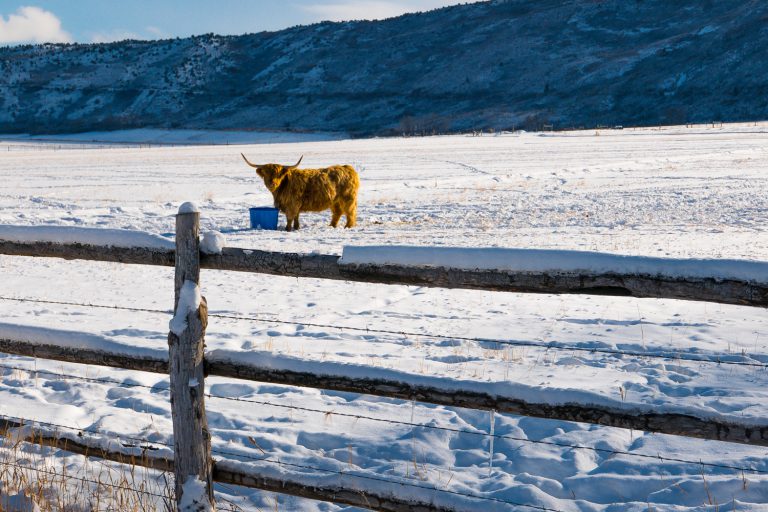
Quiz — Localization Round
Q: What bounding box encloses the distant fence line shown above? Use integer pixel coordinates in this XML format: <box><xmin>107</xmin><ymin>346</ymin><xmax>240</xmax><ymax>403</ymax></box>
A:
<box><xmin>4</xmin><ymin>142</ymin><xmax>176</xmax><ymax>151</ymax></box>
<box><xmin>0</xmin><ymin>213</ymin><xmax>766</xmax><ymax>511</ymax></box>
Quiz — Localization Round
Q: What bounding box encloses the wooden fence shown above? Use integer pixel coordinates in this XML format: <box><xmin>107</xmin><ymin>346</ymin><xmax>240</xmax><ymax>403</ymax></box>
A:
<box><xmin>0</xmin><ymin>205</ymin><xmax>766</xmax><ymax>511</ymax></box>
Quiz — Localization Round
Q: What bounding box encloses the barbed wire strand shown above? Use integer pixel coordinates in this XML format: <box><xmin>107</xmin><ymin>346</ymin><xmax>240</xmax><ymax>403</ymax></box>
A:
<box><xmin>0</xmin><ymin>361</ymin><xmax>171</xmax><ymax>392</ymax></box>
<box><xmin>0</xmin><ymin>412</ymin><xmax>562</xmax><ymax>512</ymax></box>
<box><xmin>0</xmin><ymin>411</ymin><xmax>169</xmax><ymax>451</ymax></box>
<box><xmin>7</xmin><ymin>410</ymin><xmax>762</xmax><ymax>512</ymax></box>
<box><xmin>208</xmin><ymin>311</ymin><xmax>768</xmax><ymax>368</ymax></box>
<box><xmin>0</xmin><ymin>459</ymin><xmax>170</xmax><ymax>500</ymax></box>
<box><xmin>243</xmin><ymin>455</ymin><xmax>564</xmax><ymax>512</ymax></box>
<box><xmin>0</xmin><ymin>295</ymin><xmax>764</xmax><ymax>369</ymax></box>
<box><xmin>205</xmin><ymin>393</ymin><xmax>768</xmax><ymax>475</ymax></box>
<box><xmin>0</xmin><ymin>362</ymin><xmax>765</xmax><ymax>476</ymax></box>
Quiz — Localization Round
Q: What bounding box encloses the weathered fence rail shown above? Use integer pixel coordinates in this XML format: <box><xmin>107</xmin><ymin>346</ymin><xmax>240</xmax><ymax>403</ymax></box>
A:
<box><xmin>1</xmin><ymin>336</ymin><xmax>766</xmax><ymax>447</ymax></box>
<box><xmin>0</xmin><ymin>215</ymin><xmax>766</xmax><ymax>511</ymax></box>
<box><xmin>0</xmin><ymin>240</ymin><xmax>765</xmax><ymax>307</ymax></box>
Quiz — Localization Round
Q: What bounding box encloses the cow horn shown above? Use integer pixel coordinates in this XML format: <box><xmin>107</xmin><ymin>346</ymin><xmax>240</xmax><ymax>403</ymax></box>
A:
<box><xmin>287</xmin><ymin>155</ymin><xmax>303</xmax><ymax>169</ymax></box>
<box><xmin>241</xmin><ymin>153</ymin><xmax>260</xmax><ymax>168</ymax></box>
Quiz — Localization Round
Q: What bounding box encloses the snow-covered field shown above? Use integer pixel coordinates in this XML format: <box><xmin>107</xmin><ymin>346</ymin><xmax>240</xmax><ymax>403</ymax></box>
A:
<box><xmin>0</xmin><ymin>124</ymin><xmax>767</xmax><ymax>511</ymax></box>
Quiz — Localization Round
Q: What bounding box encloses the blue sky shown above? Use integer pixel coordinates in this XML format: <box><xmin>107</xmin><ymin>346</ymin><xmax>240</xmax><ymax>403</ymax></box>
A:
<box><xmin>0</xmin><ymin>1</ymin><xmax>465</xmax><ymax>44</ymax></box>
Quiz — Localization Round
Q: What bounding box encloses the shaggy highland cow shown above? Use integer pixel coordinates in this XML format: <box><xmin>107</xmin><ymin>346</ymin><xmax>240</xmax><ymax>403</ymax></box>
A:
<box><xmin>242</xmin><ymin>154</ymin><xmax>359</xmax><ymax>232</ymax></box>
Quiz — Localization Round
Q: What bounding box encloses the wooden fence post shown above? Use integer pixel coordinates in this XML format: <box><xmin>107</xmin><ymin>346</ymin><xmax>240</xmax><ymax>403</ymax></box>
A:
<box><xmin>168</xmin><ymin>202</ymin><xmax>215</xmax><ymax>511</ymax></box>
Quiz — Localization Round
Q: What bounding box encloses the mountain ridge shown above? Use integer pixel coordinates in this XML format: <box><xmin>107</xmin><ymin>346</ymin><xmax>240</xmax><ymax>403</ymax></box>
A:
<box><xmin>1</xmin><ymin>0</ymin><xmax>766</xmax><ymax>136</ymax></box>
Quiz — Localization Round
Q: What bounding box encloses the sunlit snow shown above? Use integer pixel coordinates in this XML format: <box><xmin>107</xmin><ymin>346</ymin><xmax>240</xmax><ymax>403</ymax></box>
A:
<box><xmin>0</xmin><ymin>124</ymin><xmax>766</xmax><ymax>511</ymax></box>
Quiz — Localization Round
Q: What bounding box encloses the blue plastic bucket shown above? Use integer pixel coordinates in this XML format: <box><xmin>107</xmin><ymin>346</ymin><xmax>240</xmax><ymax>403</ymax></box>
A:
<box><xmin>249</xmin><ymin>207</ymin><xmax>279</xmax><ymax>230</ymax></box>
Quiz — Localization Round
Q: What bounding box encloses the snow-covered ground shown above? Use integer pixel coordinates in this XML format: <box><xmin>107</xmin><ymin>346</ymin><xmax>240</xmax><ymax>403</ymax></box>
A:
<box><xmin>0</xmin><ymin>124</ymin><xmax>766</xmax><ymax>511</ymax></box>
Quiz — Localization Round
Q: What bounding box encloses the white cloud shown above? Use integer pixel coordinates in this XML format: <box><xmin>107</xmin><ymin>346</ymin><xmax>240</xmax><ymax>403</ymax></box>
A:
<box><xmin>90</xmin><ymin>26</ymin><xmax>169</xmax><ymax>43</ymax></box>
<box><xmin>0</xmin><ymin>6</ymin><xmax>72</xmax><ymax>44</ymax></box>
<box><xmin>90</xmin><ymin>29</ymin><xmax>143</xmax><ymax>44</ymax></box>
<box><xmin>302</xmin><ymin>0</ymin><xmax>462</xmax><ymax>22</ymax></box>
<box><xmin>145</xmin><ymin>26</ymin><xmax>169</xmax><ymax>40</ymax></box>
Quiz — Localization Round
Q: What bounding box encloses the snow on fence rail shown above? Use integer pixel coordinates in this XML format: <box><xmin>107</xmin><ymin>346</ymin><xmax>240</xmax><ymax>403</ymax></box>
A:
<box><xmin>0</xmin><ymin>225</ymin><xmax>765</xmax><ymax>307</ymax></box>
<box><xmin>0</xmin><ymin>216</ymin><xmax>767</xmax><ymax>511</ymax></box>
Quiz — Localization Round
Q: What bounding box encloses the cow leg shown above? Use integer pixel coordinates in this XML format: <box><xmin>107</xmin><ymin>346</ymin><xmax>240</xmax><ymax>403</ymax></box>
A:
<box><xmin>344</xmin><ymin>197</ymin><xmax>358</xmax><ymax>228</ymax></box>
<box><xmin>330</xmin><ymin>206</ymin><xmax>342</xmax><ymax>228</ymax></box>
<box><xmin>344</xmin><ymin>208</ymin><xmax>357</xmax><ymax>228</ymax></box>
<box><xmin>284</xmin><ymin>208</ymin><xmax>301</xmax><ymax>231</ymax></box>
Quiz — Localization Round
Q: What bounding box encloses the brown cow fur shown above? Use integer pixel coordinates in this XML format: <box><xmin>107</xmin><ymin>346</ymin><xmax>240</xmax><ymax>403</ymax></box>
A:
<box><xmin>242</xmin><ymin>154</ymin><xmax>359</xmax><ymax>232</ymax></box>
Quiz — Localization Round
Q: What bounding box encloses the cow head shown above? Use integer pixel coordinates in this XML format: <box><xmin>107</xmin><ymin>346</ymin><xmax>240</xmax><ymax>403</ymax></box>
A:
<box><xmin>241</xmin><ymin>154</ymin><xmax>303</xmax><ymax>192</ymax></box>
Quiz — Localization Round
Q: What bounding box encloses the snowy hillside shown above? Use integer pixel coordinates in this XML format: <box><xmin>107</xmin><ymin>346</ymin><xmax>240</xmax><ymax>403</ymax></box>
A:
<box><xmin>1</xmin><ymin>0</ymin><xmax>767</xmax><ymax>135</ymax></box>
<box><xmin>0</xmin><ymin>124</ymin><xmax>766</xmax><ymax>510</ymax></box>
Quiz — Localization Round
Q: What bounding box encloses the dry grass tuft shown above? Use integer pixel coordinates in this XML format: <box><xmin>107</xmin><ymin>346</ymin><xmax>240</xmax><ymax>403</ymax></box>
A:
<box><xmin>0</xmin><ymin>430</ymin><xmax>173</xmax><ymax>511</ymax></box>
